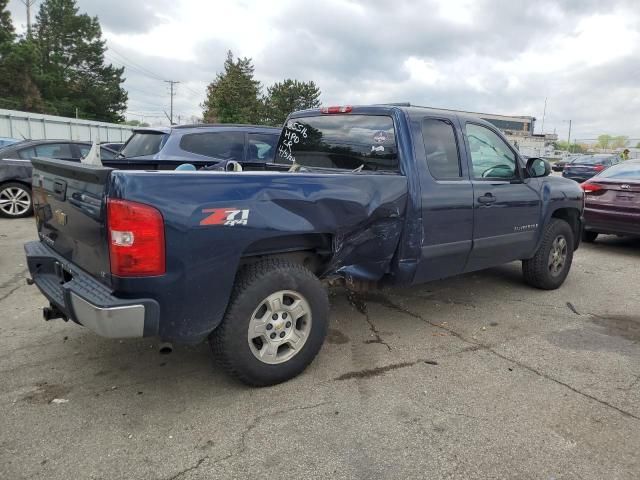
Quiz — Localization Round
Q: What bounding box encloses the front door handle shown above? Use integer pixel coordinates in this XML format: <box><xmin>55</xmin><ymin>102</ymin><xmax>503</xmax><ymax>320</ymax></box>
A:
<box><xmin>478</xmin><ymin>193</ymin><xmax>496</xmax><ymax>204</ymax></box>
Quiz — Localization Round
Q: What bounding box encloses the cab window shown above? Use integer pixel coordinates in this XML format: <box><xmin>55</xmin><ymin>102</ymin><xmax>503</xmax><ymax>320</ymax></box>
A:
<box><xmin>466</xmin><ymin>124</ymin><xmax>516</xmax><ymax>179</ymax></box>
<box><xmin>422</xmin><ymin>119</ymin><xmax>462</xmax><ymax>179</ymax></box>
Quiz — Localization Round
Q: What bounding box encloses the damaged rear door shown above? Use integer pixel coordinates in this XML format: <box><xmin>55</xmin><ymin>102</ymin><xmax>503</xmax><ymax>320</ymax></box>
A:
<box><xmin>274</xmin><ymin>111</ymin><xmax>407</xmax><ymax>281</ymax></box>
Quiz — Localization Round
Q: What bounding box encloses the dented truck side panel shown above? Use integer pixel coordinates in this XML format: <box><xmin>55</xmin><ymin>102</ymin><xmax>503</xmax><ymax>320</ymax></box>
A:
<box><xmin>107</xmin><ymin>170</ymin><xmax>410</xmax><ymax>342</ymax></box>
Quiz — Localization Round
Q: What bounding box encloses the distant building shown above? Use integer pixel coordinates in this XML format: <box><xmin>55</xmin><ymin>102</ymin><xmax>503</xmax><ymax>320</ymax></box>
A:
<box><xmin>460</xmin><ymin>110</ymin><xmax>555</xmax><ymax>157</ymax></box>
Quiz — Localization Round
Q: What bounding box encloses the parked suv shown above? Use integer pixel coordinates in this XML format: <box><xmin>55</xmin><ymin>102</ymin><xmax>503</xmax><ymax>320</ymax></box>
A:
<box><xmin>117</xmin><ymin>124</ymin><xmax>282</xmax><ymax>169</ymax></box>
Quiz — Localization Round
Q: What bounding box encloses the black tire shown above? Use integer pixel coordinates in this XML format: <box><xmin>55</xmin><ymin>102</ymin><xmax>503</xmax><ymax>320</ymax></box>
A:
<box><xmin>582</xmin><ymin>230</ymin><xmax>598</xmax><ymax>243</ymax></box>
<box><xmin>209</xmin><ymin>258</ymin><xmax>329</xmax><ymax>386</ymax></box>
<box><xmin>0</xmin><ymin>182</ymin><xmax>33</xmax><ymax>218</ymax></box>
<box><xmin>523</xmin><ymin>219</ymin><xmax>574</xmax><ymax>290</ymax></box>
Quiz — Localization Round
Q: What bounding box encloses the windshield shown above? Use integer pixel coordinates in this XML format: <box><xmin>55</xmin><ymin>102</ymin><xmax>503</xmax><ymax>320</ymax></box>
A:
<box><xmin>274</xmin><ymin>114</ymin><xmax>399</xmax><ymax>172</ymax></box>
<box><xmin>120</xmin><ymin>132</ymin><xmax>167</xmax><ymax>158</ymax></box>
<box><xmin>598</xmin><ymin>162</ymin><xmax>640</xmax><ymax>180</ymax></box>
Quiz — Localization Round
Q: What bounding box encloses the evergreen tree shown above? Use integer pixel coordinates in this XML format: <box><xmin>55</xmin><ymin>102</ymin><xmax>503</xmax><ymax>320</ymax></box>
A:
<box><xmin>33</xmin><ymin>0</ymin><xmax>127</xmax><ymax>121</ymax></box>
<box><xmin>202</xmin><ymin>50</ymin><xmax>262</xmax><ymax>123</ymax></box>
<box><xmin>263</xmin><ymin>79</ymin><xmax>321</xmax><ymax>126</ymax></box>
<box><xmin>0</xmin><ymin>2</ymin><xmax>45</xmax><ymax>112</ymax></box>
<box><xmin>0</xmin><ymin>0</ymin><xmax>13</xmax><ymax>46</ymax></box>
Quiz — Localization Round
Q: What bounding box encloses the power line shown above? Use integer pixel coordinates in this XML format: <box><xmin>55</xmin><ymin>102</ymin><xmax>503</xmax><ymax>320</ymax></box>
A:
<box><xmin>106</xmin><ymin>46</ymin><xmax>166</xmax><ymax>82</ymax></box>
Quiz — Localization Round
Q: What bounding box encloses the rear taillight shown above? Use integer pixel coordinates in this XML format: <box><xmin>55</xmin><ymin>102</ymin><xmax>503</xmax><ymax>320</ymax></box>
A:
<box><xmin>107</xmin><ymin>199</ymin><xmax>165</xmax><ymax>277</ymax></box>
<box><xmin>581</xmin><ymin>182</ymin><xmax>604</xmax><ymax>194</ymax></box>
<box><xmin>593</xmin><ymin>164</ymin><xmax>606</xmax><ymax>171</ymax></box>
<box><xmin>320</xmin><ymin>105</ymin><xmax>352</xmax><ymax>114</ymax></box>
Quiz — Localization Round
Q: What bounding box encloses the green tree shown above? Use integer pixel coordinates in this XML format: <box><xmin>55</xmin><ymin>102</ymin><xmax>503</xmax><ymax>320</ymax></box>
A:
<box><xmin>201</xmin><ymin>50</ymin><xmax>262</xmax><ymax>123</ymax></box>
<box><xmin>33</xmin><ymin>0</ymin><xmax>127</xmax><ymax>121</ymax></box>
<box><xmin>0</xmin><ymin>0</ymin><xmax>14</xmax><ymax>46</ymax></box>
<box><xmin>596</xmin><ymin>134</ymin><xmax>612</xmax><ymax>150</ymax></box>
<box><xmin>124</xmin><ymin>119</ymin><xmax>150</xmax><ymax>127</ymax></box>
<box><xmin>611</xmin><ymin>135</ymin><xmax>629</xmax><ymax>149</ymax></box>
<box><xmin>636</xmin><ymin>142</ymin><xmax>640</xmax><ymax>149</ymax></box>
<box><xmin>0</xmin><ymin>2</ymin><xmax>45</xmax><ymax>112</ymax></box>
<box><xmin>263</xmin><ymin>79</ymin><xmax>321</xmax><ymax>126</ymax></box>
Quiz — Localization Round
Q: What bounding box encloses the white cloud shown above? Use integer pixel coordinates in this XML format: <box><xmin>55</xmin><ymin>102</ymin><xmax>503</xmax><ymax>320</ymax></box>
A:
<box><xmin>5</xmin><ymin>0</ymin><xmax>640</xmax><ymax>138</ymax></box>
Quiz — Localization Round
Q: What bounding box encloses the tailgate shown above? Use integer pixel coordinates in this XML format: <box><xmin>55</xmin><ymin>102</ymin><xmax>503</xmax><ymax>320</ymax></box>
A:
<box><xmin>31</xmin><ymin>158</ymin><xmax>113</xmax><ymax>286</ymax></box>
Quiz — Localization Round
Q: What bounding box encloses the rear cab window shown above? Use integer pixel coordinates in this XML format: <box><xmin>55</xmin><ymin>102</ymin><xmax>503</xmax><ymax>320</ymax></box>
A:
<box><xmin>422</xmin><ymin>119</ymin><xmax>462</xmax><ymax>179</ymax></box>
<box><xmin>120</xmin><ymin>132</ymin><xmax>168</xmax><ymax>158</ymax></box>
<box><xmin>275</xmin><ymin>115</ymin><xmax>399</xmax><ymax>172</ymax></box>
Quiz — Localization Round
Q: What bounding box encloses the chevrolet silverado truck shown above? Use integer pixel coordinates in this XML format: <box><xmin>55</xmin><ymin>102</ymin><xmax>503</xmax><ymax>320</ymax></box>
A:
<box><xmin>24</xmin><ymin>105</ymin><xmax>583</xmax><ymax>386</ymax></box>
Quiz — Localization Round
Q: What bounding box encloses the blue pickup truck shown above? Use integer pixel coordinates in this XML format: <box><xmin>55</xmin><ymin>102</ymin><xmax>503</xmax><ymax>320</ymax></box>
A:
<box><xmin>25</xmin><ymin>105</ymin><xmax>583</xmax><ymax>386</ymax></box>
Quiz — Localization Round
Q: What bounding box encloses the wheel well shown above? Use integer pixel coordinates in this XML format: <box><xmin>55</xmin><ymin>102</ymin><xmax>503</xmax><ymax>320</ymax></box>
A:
<box><xmin>0</xmin><ymin>179</ymin><xmax>31</xmax><ymax>190</ymax></box>
<box><xmin>239</xmin><ymin>233</ymin><xmax>333</xmax><ymax>275</ymax></box>
<box><xmin>551</xmin><ymin>208</ymin><xmax>581</xmax><ymax>248</ymax></box>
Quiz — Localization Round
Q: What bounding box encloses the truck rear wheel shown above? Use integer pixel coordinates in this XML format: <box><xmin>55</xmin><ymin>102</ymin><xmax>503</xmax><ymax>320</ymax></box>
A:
<box><xmin>209</xmin><ymin>258</ymin><xmax>329</xmax><ymax>386</ymax></box>
<box><xmin>522</xmin><ymin>219</ymin><xmax>574</xmax><ymax>290</ymax></box>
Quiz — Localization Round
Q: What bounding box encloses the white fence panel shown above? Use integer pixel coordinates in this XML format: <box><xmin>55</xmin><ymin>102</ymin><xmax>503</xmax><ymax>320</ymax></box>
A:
<box><xmin>0</xmin><ymin>108</ymin><xmax>133</xmax><ymax>143</ymax></box>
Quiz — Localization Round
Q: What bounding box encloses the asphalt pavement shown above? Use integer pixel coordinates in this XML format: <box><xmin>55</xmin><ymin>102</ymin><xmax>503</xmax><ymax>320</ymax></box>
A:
<box><xmin>1</xmin><ymin>217</ymin><xmax>639</xmax><ymax>479</ymax></box>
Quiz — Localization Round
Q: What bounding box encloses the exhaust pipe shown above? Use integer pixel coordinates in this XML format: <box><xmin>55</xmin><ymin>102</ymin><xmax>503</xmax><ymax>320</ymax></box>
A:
<box><xmin>158</xmin><ymin>341</ymin><xmax>173</xmax><ymax>355</ymax></box>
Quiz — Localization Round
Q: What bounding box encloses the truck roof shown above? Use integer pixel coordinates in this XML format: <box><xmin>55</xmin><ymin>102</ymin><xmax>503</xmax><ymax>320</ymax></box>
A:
<box><xmin>288</xmin><ymin>104</ymin><xmax>502</xmax><ymax>126</ymax></box>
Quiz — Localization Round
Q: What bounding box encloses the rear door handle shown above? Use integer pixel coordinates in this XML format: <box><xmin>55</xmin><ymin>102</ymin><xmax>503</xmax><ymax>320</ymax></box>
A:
<box><xmin>478</xmin><ymin>193</ymin><xmax>496</xmax><ymax>204</ymax></box>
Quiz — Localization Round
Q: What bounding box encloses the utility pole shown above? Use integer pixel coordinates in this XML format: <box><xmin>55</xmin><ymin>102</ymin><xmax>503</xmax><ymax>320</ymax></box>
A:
<box><xmin>567</xmin><ymin>119</ymin><xmax>572</xmax><ymax>153</ymax></box>
<box><xmin>164</xmin><ymin>80</ymin><xmax>180</xmax><ymax>125</ymax></box>
<box><xmin>20</xmin><ymin>0</ymin><xmax>38</xmax><ymax>37</ymax></box>
<box><xmin>540</xmin><ymin>97</ymin><xmax>547</xmax><ymax>134</ymax></box>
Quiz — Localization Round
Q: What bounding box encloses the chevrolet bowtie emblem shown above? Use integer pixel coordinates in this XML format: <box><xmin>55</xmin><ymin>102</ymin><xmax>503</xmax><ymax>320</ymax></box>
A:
<box><xmin>54</xmin><ymin>209</ymin><xmax>67</xmax><ymax>226</ymax></box>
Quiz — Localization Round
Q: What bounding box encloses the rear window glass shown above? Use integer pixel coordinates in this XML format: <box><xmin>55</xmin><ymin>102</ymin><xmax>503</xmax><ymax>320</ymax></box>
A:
<box><xmin>120</xmin><ymin>133</ymin><xmax>167</xmax><ymax>158</ymax></box>
<box><xmin>275</xmin><ymin>115</ymin><xmax>399</xmax><ymax>172</ymax></box>
<box><xmin>598</xmin><ymin>162</ymin><xmax>640</xmax><ymax>179</ymax></box>
<box><xmin>180</xmin><ymin>132</ymin><xmax>245</xmax><ymax>160</ymax></box>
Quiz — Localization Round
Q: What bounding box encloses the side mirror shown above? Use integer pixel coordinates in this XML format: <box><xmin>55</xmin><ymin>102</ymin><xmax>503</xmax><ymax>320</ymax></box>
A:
<box><xmin>526</xmin><ymin>157</ymin><xmax>551</xmax><ymax>178</ymax></box>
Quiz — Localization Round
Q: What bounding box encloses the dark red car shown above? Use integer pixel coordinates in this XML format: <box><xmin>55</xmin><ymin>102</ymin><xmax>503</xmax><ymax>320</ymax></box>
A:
<box><xmin>581</xmin><ymin>160</ymin><xmax>640</xmax><ymax>242</ymax></box>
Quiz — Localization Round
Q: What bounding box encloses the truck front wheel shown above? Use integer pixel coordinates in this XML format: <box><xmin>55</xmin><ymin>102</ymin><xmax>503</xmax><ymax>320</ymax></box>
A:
<box><xmin>522</xmin><ymin>219</ymin><xmax>574</xmax><ymax>290</ymax></box>
<box><xmin>209</xmin><ymin>258</ymin><xmax>329</xmax><ymax>386</ymax></box>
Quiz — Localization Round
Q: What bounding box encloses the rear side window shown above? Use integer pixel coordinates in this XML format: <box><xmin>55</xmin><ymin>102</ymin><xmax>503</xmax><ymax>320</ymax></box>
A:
<box><xmin>422</xmin><ymin>119</ymin><xmax>462</xmax><ymax>179</ymax></box>
<box><xmin>180</xmin><ymin>132</ymin><xmax>245</xmax><ymax>160</ymax></box>
<box><xmin>275</xmin><ymin>115</ymin><xmax>399</xmax><ymax>172</ymax></box>
<box><xmin>19</xmin><ymin>143</ymin><xmax>73</xmax><ymax>159</ymax></box>
<box><xmin>17</xmin><ymin>147</ymin><xmax>37</xmax><ymax>159</ymax></box>
<box><xmin>120</xmin><ymin>133</ymin><xmax>167</xmax><ymax>158</ymax></box>
<box><xmin>247</xmin><ymin>133</ymin><xmax>278</xmax><ymax>161</ymax></box>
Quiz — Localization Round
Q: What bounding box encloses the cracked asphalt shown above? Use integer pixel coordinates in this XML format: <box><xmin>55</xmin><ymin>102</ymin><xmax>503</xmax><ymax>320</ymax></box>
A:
<box><xmin>1</xmin><ymin>217</ymin><xmax>639</xmax><ymax>479</ymax></box>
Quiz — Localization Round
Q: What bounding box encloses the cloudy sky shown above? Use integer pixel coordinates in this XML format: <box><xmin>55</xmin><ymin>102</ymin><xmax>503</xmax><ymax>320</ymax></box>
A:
<box><xmin>7</xmin><ymin>0</ymin><xmax>640</xmax><ymax>140</ymax></box>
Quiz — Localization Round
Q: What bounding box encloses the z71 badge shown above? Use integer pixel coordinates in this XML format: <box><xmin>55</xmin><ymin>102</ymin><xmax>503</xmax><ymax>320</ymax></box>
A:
<box><xmin>200</xmin><ymin>208</ymin><xmax>250</xmax><ymax>226</ymax></box>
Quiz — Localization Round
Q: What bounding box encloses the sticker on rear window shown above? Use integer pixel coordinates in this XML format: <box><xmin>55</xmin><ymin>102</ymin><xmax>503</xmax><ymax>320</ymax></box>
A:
<box><xmin>373</xmin><ymin>131</ymin><xmax>388</xmax><ymax>144</ymax></box>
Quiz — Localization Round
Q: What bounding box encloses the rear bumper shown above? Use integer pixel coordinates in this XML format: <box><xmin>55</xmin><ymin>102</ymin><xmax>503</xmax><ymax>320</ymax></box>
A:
<box><xmin>24</xmin><ymin>241</ymin><xmax>160</xmax><ymax>338</ymax></box>
<box><xmin>584</xmin><ymin>207</ymin><xmax>640</xmax><ymax>236</ymax></box>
